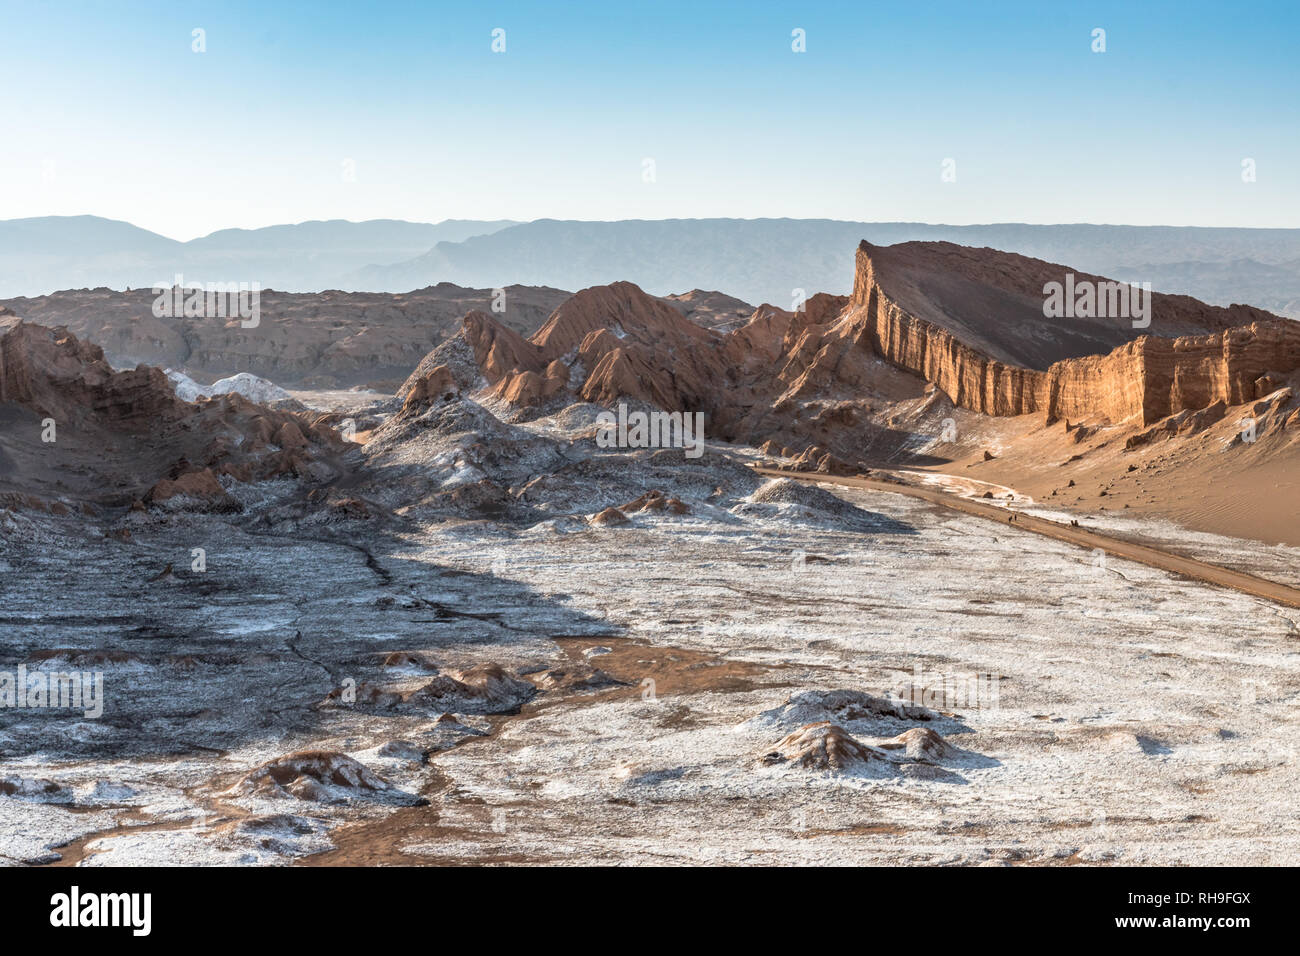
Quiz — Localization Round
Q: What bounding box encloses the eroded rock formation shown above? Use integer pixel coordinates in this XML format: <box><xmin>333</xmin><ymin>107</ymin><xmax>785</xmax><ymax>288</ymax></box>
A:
<box><xmin>0</xmin><ymin>316</ymin><xmax>350</xmax><ymax>511</ymax></box>
<box><xmin>390</xmin><ymin>240</ymin><xmax>1300</xmax><ymax>476</ymax></box>
<box><xmin>841</xmin><ymin>242</ymin><xmax>1300</xmax><ymax>424</ymax></box>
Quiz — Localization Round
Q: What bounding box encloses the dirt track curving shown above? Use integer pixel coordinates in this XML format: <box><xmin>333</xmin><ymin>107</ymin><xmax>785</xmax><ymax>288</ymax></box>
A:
<box><xmin>755</xmin><ymin>467</ymin><xmax>1300</xmax><ymax>610</ymax></box>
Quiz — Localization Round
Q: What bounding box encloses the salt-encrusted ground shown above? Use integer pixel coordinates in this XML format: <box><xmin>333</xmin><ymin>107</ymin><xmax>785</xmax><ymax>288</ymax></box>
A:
<box><xmin>2</xmin><ymin>463</ymin><xmax>1297</xmax><ymax>865</ymax></box>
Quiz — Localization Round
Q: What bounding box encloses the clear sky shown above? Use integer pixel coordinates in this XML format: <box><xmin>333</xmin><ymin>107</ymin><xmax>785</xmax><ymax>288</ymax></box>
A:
<box><xmin>2</xmin><ymin>0</ymin><xmax>1297</xmax><ymax>239</ymax></box>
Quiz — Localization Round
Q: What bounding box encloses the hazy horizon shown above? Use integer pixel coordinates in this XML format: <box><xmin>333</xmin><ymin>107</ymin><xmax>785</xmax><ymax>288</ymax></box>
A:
<box><xmin>11</xmin><ymin>213</ymin><xmax>1300</xmax><ymax>248</ymax></box>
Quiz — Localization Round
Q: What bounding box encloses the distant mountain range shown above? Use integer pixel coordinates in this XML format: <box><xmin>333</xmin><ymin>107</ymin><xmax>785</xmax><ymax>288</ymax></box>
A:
<box><xmin>3</xmin><ymin>215</ymin><xmax>1298</xmax><ymax>317</ymax></box>
<box><xmin>0</xmin><ymin>216</ymin><xmax>516</xmax><ymax>297</ymax></box>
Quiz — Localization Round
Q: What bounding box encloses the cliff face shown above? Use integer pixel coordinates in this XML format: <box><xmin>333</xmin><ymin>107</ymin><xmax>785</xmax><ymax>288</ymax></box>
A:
<box><xmin>1125</xmin><ymin>324</ymin><xmax>1300</xmax><ymax>424</ymax></box>
<box><xmin>843</xmin><ymin>280</ymin><xmax>1047</xmax><ymax>417</ymax></box>
<box><xmin>849</xmin><ymin>240</ymin><xmax>1267</xmax><ymax>367</ymax></box>
<box><xmin>843</xmin><ymin>243</ymin><xmax>1300</xmax><ymax>425</ymax></box>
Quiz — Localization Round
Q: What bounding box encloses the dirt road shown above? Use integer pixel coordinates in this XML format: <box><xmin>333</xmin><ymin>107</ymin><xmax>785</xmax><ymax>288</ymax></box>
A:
<box><xmin>755</xmin><ymin>467</ymin><xmax>1300</xmax><ymax>610</ymax></box>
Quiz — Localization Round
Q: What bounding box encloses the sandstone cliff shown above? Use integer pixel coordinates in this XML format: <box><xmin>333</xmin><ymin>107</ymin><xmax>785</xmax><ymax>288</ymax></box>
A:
<box><xmin>840</xmin><ymin>242</ymin><xmax>1300</xmax><ymax>425</ymax></box>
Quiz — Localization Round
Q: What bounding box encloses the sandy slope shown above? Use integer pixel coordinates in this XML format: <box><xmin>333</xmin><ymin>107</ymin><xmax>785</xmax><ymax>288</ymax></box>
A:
<box><xmin>757</xmin><ymin>468</ymin><xmax>1300</xmax><ymax>610</ymax></box>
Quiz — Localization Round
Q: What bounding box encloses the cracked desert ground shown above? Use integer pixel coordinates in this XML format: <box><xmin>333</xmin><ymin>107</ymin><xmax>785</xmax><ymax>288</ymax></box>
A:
<box><xmin>4</xmin><ymin>427</ymin><xmax>1298</xmax><ymax>866</ymax></box>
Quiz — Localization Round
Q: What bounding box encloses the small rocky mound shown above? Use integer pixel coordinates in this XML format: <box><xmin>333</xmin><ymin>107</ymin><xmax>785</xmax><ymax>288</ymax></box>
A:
<box><xmin>375</xmin><ymin>740</ymin><xmax>428</xmax><ymax>763</ymax></box>
<box><xmin>232</xmin><ymin>750</ymin><xmax>414</xmax><ymax>804</ymax></box>
<box><xmin>590</xmin><ymin>506</ymin><xmax>630</xmax><ymax>527</ymax></box>
<box><xmin>422</xmin><ymin>713</ymin><xmax>490</xmax><ymax>753</ymax></box>
<box><xmin>406</xmin><ymin>663</ymin><xmax>537</xmax><ymax>714</ymax></box>
<box><xmin>789</xmin><ymin>445</ymin><xmax>857</xmax><ymax>476</ymax></box>
<box><xmin>758</xmin><ymin>722</ymin><xmax>893</xmax><ymax>773</ymax></box>
<box><xmin>0</xmin><ymin>776</ymin><xmax>77</xmax><ymax>803</ymax></box>
<box><xmin>143</xmin><ymin>467</ymin><xmax>242</xmax><ymax>513</ymax></box>
<box><xmin>733</xmin><ymin>477</ymin><xmax>870</xmax><ymax>525</ymax></box>
<box><xmin>317</xmin><ymin>496</ymin><xmax>374</xmax><ymax>521</ymax></box>
<box><xmin>223</xmin><ymin>813</ymin><xmax>333</xmax><ymax>857</ymax></box>
<box><xmin>529</xmin><ymin>663</ymin><xmax>628</xmax><ymax>694</ymax></box>
<box><xmin>619</xmin><ymin>489</ymin><xmax>690</xmax><ymax>515</ymax></box>
<box><xmin>751</xmin><ymin>689</ymin><xmax>938</xmax><ymax>733</ymax></box>
<box><xmin>879</xmin><ymin>727</ymin><xmax>959</xmax><ymax>762</ymax></box>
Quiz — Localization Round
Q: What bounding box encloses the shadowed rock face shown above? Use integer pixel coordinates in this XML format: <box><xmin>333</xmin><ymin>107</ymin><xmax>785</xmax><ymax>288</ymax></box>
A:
<box><xmin>0</xmin><ymin>315</ymin><xmax>190</xmax><ymax>427</ymax></box>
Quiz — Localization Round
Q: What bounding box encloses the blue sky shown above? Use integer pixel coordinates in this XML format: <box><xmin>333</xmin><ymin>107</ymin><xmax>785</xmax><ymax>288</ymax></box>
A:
<box><xmin>2</xmin><ymin>0</ymin><xmax>1296</xmax><ymax>239</ymax></box>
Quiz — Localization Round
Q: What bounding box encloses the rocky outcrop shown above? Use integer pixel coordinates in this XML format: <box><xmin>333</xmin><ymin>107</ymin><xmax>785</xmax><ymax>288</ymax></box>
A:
<box><xmin>0</xmin><ymin>315</ymin><xmax>192</xmax><ymax>426</ymax></box>
<box><xmin>0</xmin><ymin>283</ymin><xmax>756</xmax><ymax>391</ymax></box>
<box><xmin>619</xmin><ymin>489</ymin><xmax>690</xmax><ymax>515</ymax></box>
<box><xmin>880</xmin><ymin>727</ymin><xmax>958</xmax><ymax>762</ymax></box>
<box><xmin>401</xmin><ymin>364</ymin><xmax>460</xmax><ymax>411</ymax></box>
<box><xmin>0</xmin><ymin>317</ymin><xmax>350</xmax><ymax>510</ymax></box>
<box><xmin>231</xmin><ymin>751</ymin><xmax>404</xmax><ymax>803</ymax></box>
<box><xmin>144</xmin><ymin>467</ymin><xmax>242</xmax><ymax>513</ymax></box>
<box><xmin>590</xmin><ymin>506</ymin><xmax>631</xmax><ymax>527</ymax></box>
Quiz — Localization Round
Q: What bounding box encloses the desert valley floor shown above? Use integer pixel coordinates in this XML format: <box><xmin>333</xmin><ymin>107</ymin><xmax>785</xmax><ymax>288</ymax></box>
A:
<box><xmin>3</xmin><ymin>415</ymin><xmax>1298</xmax><ymax>866</ymax></box>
